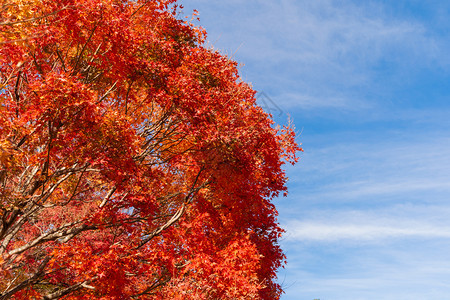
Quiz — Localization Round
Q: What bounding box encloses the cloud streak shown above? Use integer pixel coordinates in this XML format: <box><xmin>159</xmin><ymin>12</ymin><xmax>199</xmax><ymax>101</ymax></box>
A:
<box><xmin>284</xmin><ymin>131</ymin><xmax>450</xmax><ymax>203</ymax></box>
<box><xmin>286</xmin><ymin>220</ymin><xmax>450</xmax><ymax>242</ymax></box>
<box><xmin>183</xmin><ymin>0</ymin><xmax>450</xmax><ymax>113</ymax></box>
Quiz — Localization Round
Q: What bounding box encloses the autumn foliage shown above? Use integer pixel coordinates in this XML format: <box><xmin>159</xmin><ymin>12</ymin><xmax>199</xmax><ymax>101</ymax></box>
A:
<box><xmin>0</xmin><ymin>0</ymin><xmax>300</xmax><ymax>298</ymax></box>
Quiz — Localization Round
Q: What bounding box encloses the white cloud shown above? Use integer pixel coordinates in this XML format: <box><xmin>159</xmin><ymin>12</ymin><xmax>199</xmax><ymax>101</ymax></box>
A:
<box><xmin>271</xmin><ymin>93</ymin><xmax>370</xmax><ymax>110</ymax></box>
<box><xmin>279</xmin><ymin>225</ymin><xmax>450</xmax><ymax>299</ymax></box>
<box><xmin>183</xmin><ymin>0</ymin><xmax>448</xmax><ymax>111</ymax></box>
<box><xmin>281</xmin><ymin>200</ymin><xmax>450</xmax><ymax>241</ymax></box>
<box><xmin>187</xmin><ymin>0</ymin><xmax>441</xmax><ymax>72</ymax></box>
<box><xmin>283</xmin><ymin>131</ymin><xmax>450</xmax><ymax>202</ymax></box>
<box><xmin>286</xmin><ymin>220</ymin><xmax>450</xmax><ymax>242</ymax></box>
<box><xmin>278</xmin><ymin>131</ymin><xmax>450</xmax><ymax>245</ymax></box>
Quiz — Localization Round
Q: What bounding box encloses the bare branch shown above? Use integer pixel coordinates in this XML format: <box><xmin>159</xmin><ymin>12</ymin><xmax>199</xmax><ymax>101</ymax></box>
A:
<box><xmin>99</xmin><ymin>186</ymin><xmax>116</xmax><ymax>208</ymax></box>
<box><xmin>136</xmin><ymin>169</ymin><xmax>208</xmax><ymax>249</ymax></box>
<box><xmin>0</xmin><ymin>256</ymin><xmax>50</xmax><ymax>300</ymax></box>
<box><xmin>42</xmin><ymin>276</ymin><xmax>98</xmax><ymax>300</ymax></box>
<box><xmin>8</xmin><ymin>222</ymin><xmax>94</xmax><ymax>257</ymax></box>
<box><xmin>0</xmin><ymin>6</ymin><xmax>73</xmax><ymax>26</ymax></box>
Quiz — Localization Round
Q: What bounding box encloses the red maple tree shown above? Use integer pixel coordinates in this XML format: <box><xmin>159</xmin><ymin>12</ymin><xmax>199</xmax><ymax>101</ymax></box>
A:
<box><xmin>0</xmin><ymin>0</ymin><xmax>301</xmax><ymax>298</ymax></box>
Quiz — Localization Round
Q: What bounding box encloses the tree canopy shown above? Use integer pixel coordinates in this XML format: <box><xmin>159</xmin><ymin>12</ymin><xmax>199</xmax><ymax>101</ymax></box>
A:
<box><xmin>0</xmin><ymin>0</ymin><xmax>301</xmax><ymax>298</ymax></box>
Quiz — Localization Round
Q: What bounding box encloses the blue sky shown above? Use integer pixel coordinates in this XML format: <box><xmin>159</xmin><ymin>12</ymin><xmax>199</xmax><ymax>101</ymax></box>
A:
<box><xmin>180</xmin><ymin>1</ymin><xmax>450</xmax><ymax>299</ymax></box>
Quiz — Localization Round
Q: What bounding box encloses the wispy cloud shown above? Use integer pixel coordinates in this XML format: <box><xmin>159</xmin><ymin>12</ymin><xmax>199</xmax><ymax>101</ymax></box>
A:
<box><xmin>193</xmin><ymin>0</ymin><xmax>437</xmax><ymax>63</ymax></box>
<box><xmin>283</xmin><ymin>131</ymin><xmax>450</xmax><ymax>202</ymax></box>
<box><xmin>285</xmin><ymin>218</ymin><xmax>450</xmax><ymax>242</ymax></box>
<box><xmin>279</xmin><ymin>203</ymin><xmax>450</xmax><ymax>298</ymax></box>
<box><xmin>270</xmin><ymin>93</ymin><xmax>370</xmax><ymax>111</ymax></box>
<box><xmin>279</xmin><ymin>226</ymin><xmax>450</xmax><ymax>299</ymax></box>
<box><xmin>245</xmin><ymin>0</ymin><xmax>436</xmax><ymax>65</ymax></box>
<box><xmin>183</xmin><ymin>0</ymin><xmax>449</xmax><ymax>112</ymax></box>
<box><xmin>276</xmin><ymin>129</ymin><xmax>450</xmax><ymax>247</ymax></box>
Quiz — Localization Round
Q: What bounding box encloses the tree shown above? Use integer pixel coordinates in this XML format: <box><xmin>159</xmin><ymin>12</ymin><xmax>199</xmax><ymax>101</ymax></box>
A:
<box><xmin>0</xmin><ymin>0</ymin><xmax>301</xmax><ymax>299</ymax></box>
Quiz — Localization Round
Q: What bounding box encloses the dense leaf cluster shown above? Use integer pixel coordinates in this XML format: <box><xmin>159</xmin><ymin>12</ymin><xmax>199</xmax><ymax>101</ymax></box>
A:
<box><xmin>0</xmin><ymin>0</ymin><xmax>301</xmax><ymax>299</ymax></box>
